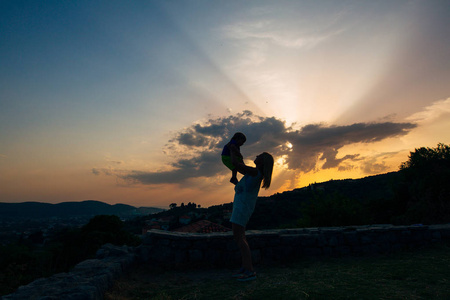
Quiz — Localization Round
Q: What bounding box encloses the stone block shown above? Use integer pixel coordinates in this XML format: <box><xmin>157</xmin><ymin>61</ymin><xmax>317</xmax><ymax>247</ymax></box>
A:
<box><xmin>188</xmin><ymin>249</ymin><xmax>204</xmax><ymax>262</ymax></box>
<box><xmin>360</xmin><ymin>235</ymin><xmax>372</xmax><ymax>244</ymax></box>
<box><xmin>152</xmin><ymin>246</ymin><xmax>173</xmax><ymax>262</ymax></box>
<box><xmin>299</xmin><ymin>234</ymin><xmax>317</xmax><ymax>247</ymax></box>
<box><xmin>280</xmin><ymin>234</ymin><xmax>302</xmax><ymax>247</ymax></box>
<box><xmin>385</xmin><ymin>232</ymin><xmax>397</xmax><ymax>244</ymax></box>
<box><xmin>328</xmin><ymin>236</ymin><xmax>339</xmax><ymax>246</ymax></box>
<box><xmin>226</xmin><ymin>240</ymin><xmax>239</xmax><ymax>252</ymax></box>
<box><xmin>303</xmin><ymin>247</ymin><xmax>322</xmax><ymax>256</ymax></box>
<box><xmin>335</xmin><ymin>245</ymin><xmax>351</xmax><ymax>255</ymax></box>
<box><xmin>317</xmin><ymin>235</ymin><xmax>327</xmax><ymax>247</ymax></box>
<box><xmin>209</xmin><ymin>238</ymin><xmax>228</xmax><ymax>250</ymax></box>
<box><xmin>262</xmin><ymin>247</ymin><xmax>275</xmax><ymax>259</ymax></box>
<box><xmin>373</xmin><ymin>233</ymin><xmax>390</xmax><ymax>245</ymax></box>
<box><xmin>251</xmin><ymin>249</ymin><xmax>262</xmax><ymax>263</ymax></box>
<box><xmin>399</xmin><ymin>230</ymin><xmax>412</xmax><ymax>243</ymax></box>
<box><xmin>359</xmin><ymin>244</ymin><xmax>371</xmax><ymax>254</ymax></box>
<box><xmin>223</xmin><ymin>250</ymin><xmax>240</xmax><ymax>264</ymax></box>
<box><xmin>158</xmin><ymin>238</ymin><xmax>171</xmax><ymax>246</ymax></box>
<box><xmin>432</xmin><ymin>231</ymin><xmax>442</xmax><ymax>240</ymax></box>
<box><xmin>267</xmin><ymin>237</ymin><xmax>281</xmax><ymax>247</ymax></box>
<box><xmin>174</xmin><ymin>250</ymin><xmax>188</xmax><ymax>264</ymax></box>
<box><xmin>438</xmin><ymin>227</ymin><xmax>450</xmax><ymax>239</ymax></box>
<box><xmin>291</xmin><ymin>245</ymin><xmax>303</xmax><ymax>256</ymax></box>
<box><xmin>248</xmin><ymin>237</ymin><xmax>266</xmax><ymax>248</ymax></box>
<box><xmin>343</xmin><ymin>232</ymin><xmax>359</xmax><ymax>246</ymax></box>
<box><xmin>204</xmin><ymin>250</ymin><xmax>221</xmax><ymax>264</ymax></box>
<box><xmin>351</xmin><ymin>245</ymin><xmax>364</xmax><ymax>255</ymax></box>
<box><xmin>356</xmin><ymin>228</ymin><xmax>371</xmax><ymax>234</ymax></box>
<box><xmin>174</xmin><ymin>240</ymin><xmax>192</xmax><ymax>250</ymax></box>
<box><xmin>192</xmin><ymin>240</ymin><xmax>209</xmax><ymax>250</ymax></box>
<box><xmin>322</xmin><ymin>246</ymin><xmax>333</xmax><ymax>256</ymax></box>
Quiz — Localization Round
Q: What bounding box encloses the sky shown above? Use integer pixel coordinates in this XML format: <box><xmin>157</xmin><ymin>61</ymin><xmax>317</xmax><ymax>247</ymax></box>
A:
<box><xmin>1</xmin><ymin>0</ymin><xmax>449</xmax><ymax>208</ymax></box>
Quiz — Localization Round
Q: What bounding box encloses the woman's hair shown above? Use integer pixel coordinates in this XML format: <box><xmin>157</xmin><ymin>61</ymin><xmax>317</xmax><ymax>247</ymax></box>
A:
<box><xmin>232</xmin><ymin>132</ymin><xmax>246</xmax><ymax>142</ymax></box>
<box><xmin>260</xmin><ymin>152</ymin><xmax>274</xmax><ymax>189</ymax></box>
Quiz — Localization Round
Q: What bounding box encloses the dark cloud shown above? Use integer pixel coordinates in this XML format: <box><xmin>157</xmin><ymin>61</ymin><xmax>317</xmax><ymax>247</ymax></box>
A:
<box><xmin>283</xmin><ymin>122</ymin><xmax>417</xmax><ymax>171</ymax></box>
<box><xmin>320</xmin><ymin>149</ymin><xmax>361</xmax><ymax>169</ymax></box>
<box><xmin>120</xmin><ymin>151</ymin><xmax>219</xmax><ymax>184</ymax></box>
<box><xmin>92</xmin><ymin>167</ymin><xmax>114</xmax><ymax>176</ymax></box>
<box><xmin>118</xmin><ymin>111</ymin><xmax>416</xmax><ymax>185</ymax></box>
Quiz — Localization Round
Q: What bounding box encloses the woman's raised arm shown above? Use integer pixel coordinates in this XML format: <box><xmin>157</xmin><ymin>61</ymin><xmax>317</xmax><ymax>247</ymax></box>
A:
<box><xmin>232</xmin><ymin>158</ymin><xmax>258</xmax><ymax>177</ymax></box>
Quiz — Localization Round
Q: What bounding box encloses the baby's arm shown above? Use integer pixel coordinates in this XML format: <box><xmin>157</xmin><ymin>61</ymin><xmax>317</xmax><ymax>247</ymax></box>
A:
<box><xmin>229</xmin><ymin>143</ymin><xmax>243</xmax><ymax>158</ymax></box>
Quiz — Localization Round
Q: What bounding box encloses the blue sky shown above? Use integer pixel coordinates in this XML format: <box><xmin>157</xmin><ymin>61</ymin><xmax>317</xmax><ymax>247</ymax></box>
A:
<box><xmin>1</xmin><ymin>0</ymin><xmax>449</xmax><ymax>208</ymax></box>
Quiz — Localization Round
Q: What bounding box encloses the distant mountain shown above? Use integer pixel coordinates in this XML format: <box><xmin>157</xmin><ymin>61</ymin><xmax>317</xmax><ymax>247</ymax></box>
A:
<box><xmin>0</xmin><ymin>200</ymin><xmax>164</xmax><ymax>220</ymax></box>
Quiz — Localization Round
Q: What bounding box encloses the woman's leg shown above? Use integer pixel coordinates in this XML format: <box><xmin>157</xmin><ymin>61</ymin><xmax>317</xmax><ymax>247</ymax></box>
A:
<box><xmin>232</xmin><ymin>223</ymin><xmax>253</xmax><ymax>272</ymax></box>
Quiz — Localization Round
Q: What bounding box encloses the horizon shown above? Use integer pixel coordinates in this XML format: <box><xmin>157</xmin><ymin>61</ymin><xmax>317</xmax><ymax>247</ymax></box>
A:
<box><xmin>1</xmin><ymin>1</ymin><xmax>449</xmax><ymax>208</ymax></box>
<box><xmin>0</xmin><ymin>169</ymin><xmax>399</xmax><ymax>209</ymax></box>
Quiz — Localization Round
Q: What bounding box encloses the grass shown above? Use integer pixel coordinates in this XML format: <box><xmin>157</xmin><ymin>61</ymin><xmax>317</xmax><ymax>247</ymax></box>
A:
<box><xmin>105</xmin><ymin>242</ymin><xmax>450</xmax><ymax>300</ymax></box>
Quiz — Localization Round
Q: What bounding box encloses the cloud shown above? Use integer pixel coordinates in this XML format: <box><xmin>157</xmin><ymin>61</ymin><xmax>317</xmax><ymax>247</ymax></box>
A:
<box><xmin>117</xmin><ymin>111</ymin><xmax>416</xmax><ymax>185</ymax></box>
<box><xmin>284</xmin><ymin>122</ymin><xmax>417</xmax><ymax>172</ymax></box>
<box><xmin>223</xmin><ymin>20</ymin><xmax>340</xmax><ymax>50</ymax></box>
<box><xmin>221</xmin><ymin>12</ymin><xmax>346</xmax><ymax>69</ymax></box>
<box><xmin>92</xmin><ymin>159</ymin><xmax>124</xmax><ymax>176</ymax></box>
<box><xmin>320</xmin><ymin>149</ymin><xmax>361</xmax><ymax>169</ymax></box>
<box><xmin>406</xmin><ymin>97</ymin><xmax>450</xmax><ymax>123</ymax></box>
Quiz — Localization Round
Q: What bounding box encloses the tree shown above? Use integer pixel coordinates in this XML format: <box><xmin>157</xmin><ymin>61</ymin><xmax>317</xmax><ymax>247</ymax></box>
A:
<box><xmin>398</xmin><ymin>143</ymin><xmax>450</xmax><ymax>223</ymax></box>
<box><xmin>400</xmin><ymin>143</ymin><xmax>450</xmax><ymax>170</ymax></box>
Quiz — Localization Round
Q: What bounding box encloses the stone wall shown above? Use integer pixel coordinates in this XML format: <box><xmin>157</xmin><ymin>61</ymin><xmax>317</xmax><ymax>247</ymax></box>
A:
<box><xmin>2</xmin><ymin>244</ymin><xmax>136</xmax><ymax>300</ymax></box>
<box><xmin>3</xmin><ymin>224</ymin><xmax>450</xmax><ymax>299</ymax></box>
<box><xmin>137</xmin><ymin>224</ymin><xmax>450</xmax><ymax>267</ymax></box>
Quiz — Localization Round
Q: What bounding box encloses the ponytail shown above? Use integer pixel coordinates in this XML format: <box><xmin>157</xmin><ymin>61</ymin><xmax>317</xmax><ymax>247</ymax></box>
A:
<box><xmin>261</xmin><ymin>152</ymin><xmax>274</xmax><ymax>189</ymax></box>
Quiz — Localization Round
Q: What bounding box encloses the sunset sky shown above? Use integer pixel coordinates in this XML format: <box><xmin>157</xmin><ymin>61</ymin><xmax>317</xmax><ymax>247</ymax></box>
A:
<box><xmin>1</xmin><ymin>0</ymin><xmax>449</xmax><ymax>208</ymax></box>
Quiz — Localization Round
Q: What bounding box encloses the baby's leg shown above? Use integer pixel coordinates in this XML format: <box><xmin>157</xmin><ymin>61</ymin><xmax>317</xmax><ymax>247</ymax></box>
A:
<box><xmin>230</xmin><ymin>169</ymin><xmax>238</xmax><ymax>185</ymax></box>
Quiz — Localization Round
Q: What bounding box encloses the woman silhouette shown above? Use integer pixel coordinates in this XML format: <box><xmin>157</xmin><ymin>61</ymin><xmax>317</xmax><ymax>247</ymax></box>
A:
<box><xmin>230</xmin><ymin>152</ymin><xmax>274</xmax><ymax>281</ymax></box>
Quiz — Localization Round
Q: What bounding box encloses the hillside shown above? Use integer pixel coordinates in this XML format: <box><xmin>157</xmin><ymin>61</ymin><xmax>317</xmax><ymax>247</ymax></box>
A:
<box><xmin>266</xmin><ymin>171</ymin><xmax>400</xmax><ymax>202</ymax></box>
<box><xmin>0</xmin><ymin>200</ymin><xmax>163</xmax><ymax>220</ymax></box>
<box><xmin>247</xmin><ymin>171</ymin><xmax>401</xmax><ymax>229</ymax></box>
